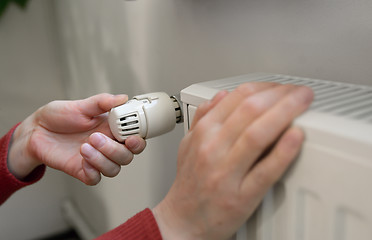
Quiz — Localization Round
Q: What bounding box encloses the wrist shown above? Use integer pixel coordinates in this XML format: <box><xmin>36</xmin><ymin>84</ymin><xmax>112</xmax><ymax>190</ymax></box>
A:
<box><xmin>152</xmin><ymin>199</ymin><xmax>203</xmax><ymax>240</ymax></box>
<box><xmin>7</xmin><ymin>115</ymin><xmax>42</xmax><ymax>180</ymax></box>
<box><xmin>152</xmin><ymin>203</ymin><xmax>181</xmax><ymax>240</ymax></box>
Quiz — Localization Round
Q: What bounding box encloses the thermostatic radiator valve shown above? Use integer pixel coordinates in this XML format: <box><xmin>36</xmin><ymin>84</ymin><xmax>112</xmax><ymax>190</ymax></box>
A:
<box><xmin>108</xmin><ymin>92</ymin><xmax>183</xmax><ymax>141</ymax></box>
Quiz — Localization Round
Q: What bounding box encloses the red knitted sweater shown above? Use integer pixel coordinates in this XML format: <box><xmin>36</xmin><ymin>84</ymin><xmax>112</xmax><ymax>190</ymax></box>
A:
<box><xmin>0</xmin><ymin>125</ymin><xmax>162</xmax><ymax>240</ymax></box>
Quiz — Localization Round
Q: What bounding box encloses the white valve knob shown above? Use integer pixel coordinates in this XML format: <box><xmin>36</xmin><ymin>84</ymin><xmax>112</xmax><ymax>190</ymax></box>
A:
<box><xmin>108</xmin><ymin>92</ymin><xmax>183</xmax><ymax>142</ymax></box>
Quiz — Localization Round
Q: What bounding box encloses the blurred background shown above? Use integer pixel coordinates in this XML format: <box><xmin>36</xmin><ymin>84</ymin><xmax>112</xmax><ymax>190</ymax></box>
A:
<box><xmin>1</xmin><ymin>0</ymin><xmax>372</xmax><ymax>239</ymax></box>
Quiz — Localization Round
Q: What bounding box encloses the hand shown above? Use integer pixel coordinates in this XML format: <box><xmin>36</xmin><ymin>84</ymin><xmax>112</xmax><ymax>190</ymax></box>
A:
<box><xmin>153</xmin><ymin>83</ymin><xmax>314</xmax><ymax>240</ymax></box>
<box><xmin>8</xmin><ymin>93</ymin><xmax>146</xmax><ymax>185</ymax></box>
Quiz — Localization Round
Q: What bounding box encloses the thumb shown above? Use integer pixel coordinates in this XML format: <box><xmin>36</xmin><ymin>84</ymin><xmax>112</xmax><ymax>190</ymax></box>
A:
<box><xmin>77</xmin><ymin>93</ymin><xmax>128</xmax><ymax>117</ymax></box>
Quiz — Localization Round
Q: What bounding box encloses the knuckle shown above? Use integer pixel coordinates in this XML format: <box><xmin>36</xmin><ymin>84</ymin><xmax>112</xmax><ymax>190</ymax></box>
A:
<box><xmin>194</xmin><ymin>142</ymin><xmax>218</xmax><ymax>169</ymax></box>
<box><xmin>241</xmin><ymin>98</ymin><xmax>263</xmax><ymax>116</ymax></box>
<box><xmin>198</xmin><ymin>143</ymin><xmax>214</xmax><ymax>161</ymax></box>
<box><xmin>236</xmin><ymin>83</ymin><xmax>255</xmax><ymax>97</ymax></box>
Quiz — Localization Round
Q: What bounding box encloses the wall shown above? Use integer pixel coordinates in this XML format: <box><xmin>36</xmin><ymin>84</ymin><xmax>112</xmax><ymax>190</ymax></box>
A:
<box><xmin>0</xmin><ymin>1</ymin><xmax>69</xmax><ymax>239</ymax></box>
<box><xmin>53</xmin><ymin>0</ymin><xmax>372</xmax><ymax>236</ymax></box>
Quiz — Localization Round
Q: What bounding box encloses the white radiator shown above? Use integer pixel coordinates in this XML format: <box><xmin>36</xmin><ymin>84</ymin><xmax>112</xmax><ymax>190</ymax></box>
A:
<box><xmin>181</xmin><ymin>73</ymin><xmax>372</xmax><ymax>240</ymax></box>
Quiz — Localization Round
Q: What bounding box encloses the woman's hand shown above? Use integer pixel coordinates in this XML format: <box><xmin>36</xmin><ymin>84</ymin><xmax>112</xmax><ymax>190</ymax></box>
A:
<box><xmin>153</xmin><ymin>83</ymin><xmax>314</xmax><ymax>240</ymax></box>
<box><xmin>8</xmin><ymin>93</ymin><xmax>146</xmax><ymax>185</ymax></box>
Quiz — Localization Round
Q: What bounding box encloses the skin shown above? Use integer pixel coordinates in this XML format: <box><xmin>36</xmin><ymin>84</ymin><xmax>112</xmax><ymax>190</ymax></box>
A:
<box><xmin>6</xmin><ymin>83</ymin><xmax>313</xmax><ymax>239</ymax></box>
<box><xmin>152</xmin><ymin>82</ymin><xmax>314</xmax><ymax>240</ymax></box>
<box><xmin>8</xmin><ymin>93</ymin><xmax>146</xmax><ymax>185</ymax></box>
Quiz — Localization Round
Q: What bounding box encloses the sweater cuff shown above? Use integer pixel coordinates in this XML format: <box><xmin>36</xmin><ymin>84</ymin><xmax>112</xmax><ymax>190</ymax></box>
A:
<box><xmin>0</xmin><ymin>123</ymin><xmax>46</xmax><ymax>205</ymax></box>
<box><xmin>95</xmin><ymin>208</ymin><xmax>163</xmax><ymax>240</ymax></box>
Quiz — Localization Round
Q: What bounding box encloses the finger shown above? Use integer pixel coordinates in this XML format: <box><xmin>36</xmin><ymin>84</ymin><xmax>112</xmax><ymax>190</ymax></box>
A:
<box><xmin>77</xmin><ymin>93</ymin><xmax>128</xmax><ymax>117</ymax></box>
<box><xmin>186</xmin><ymin>83</ymin><xmax>281</xmax><ymax>157</ymax></box>
<box><xmin>201</xmin><ymin>82</ymin><xmax>278</xmax><ymax>126</ymax></box>
<box><xmin>81</xmin><ymin>159</ymin><xmax>102</xmax><ymax>185</ymax></box>
<box><xmin>218</xmin><ymin>84</ymin><xmax>297</xmax><ymax>149</ymax></box>
<box><xmin>80</xmin><ymin>143</ymin><xmax>121</xmax><ymax>177</ymax></box>
<box><xmin>190</xmin><ymin>90</ymin><xmax>228</xmax><ymax>131</ymax></box>
<box><xmin>228</xmin><ymin>86</ymin><xmax>313</xmax><ymax>175</ymax></box>
<box><xmin>125</xmin><ymin>135</ymin><xmax>147</xmax><ymax>155</ymax></box>
<box><xmin>89</xmin><ymin>132</ymin><xmax>135</xmax><ymax>165</ymax></box>
<box><xmin>241</xmin><ymin>127</ymin><xmax>304</xmax><ymax>201</ymax></box>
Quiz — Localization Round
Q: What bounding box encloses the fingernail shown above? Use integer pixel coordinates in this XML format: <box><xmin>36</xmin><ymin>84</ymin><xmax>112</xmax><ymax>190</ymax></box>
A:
<box><xmin>81</xmin><ymin>143</ymin><xmax>95</xmax><ymax>159</ymax></box>
<box><xmin>294</xmin><ymin>86</ymin><xmax>314</xmax><ymax>105</ymax></box>
<box><xmin>117</xmin><ymin>94</ymin><xmax>128</xmax><ymax>99</ymax></box>
<box><xmin>117</xmin><ymin>94</ymin><xmax>128</xmax><ymax>102</ymax></box>
<box><xmin>90</xmin><ymin>133</ymin><xmax>106</xmax><ymax>148</ymax></box>
<box><xmin>126</xmin><ymin>137</ymin><xmax>140</xmax><ymax>150</ymax></box>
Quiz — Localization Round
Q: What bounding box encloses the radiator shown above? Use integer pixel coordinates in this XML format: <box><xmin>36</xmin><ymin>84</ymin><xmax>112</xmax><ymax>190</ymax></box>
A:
<box><xmin>180</xmin><ymin>73</ymin><xmax>372</xmax><ymax>240</ymax></box>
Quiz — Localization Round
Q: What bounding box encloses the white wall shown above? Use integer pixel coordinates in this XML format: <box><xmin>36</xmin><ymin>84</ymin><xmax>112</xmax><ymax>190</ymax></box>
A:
<box><xmin>53</xmin><ymin>0</ymin><xmax>372</xmax><ymax>236</ymax></box>
<box><xmin>0</xmin><ymin>1</ymin><xmax>70</xmax><ymax>239</ymax></box>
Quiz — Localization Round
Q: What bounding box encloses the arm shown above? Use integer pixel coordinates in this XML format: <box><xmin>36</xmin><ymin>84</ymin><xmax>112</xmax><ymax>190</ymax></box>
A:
<box><xmin>1</xmin><ymin>93</ymin><xmax>146</xmax><ymax>204</ymax></box>
<box><xmin>0</xmin><ymin>124</ymin><xmax>45</xmax><ymax>205</ymax></box>
<box><xmin>152</xmin><ymin>83</ymin><xmax>313</xmax><ymax>240</ymax></box>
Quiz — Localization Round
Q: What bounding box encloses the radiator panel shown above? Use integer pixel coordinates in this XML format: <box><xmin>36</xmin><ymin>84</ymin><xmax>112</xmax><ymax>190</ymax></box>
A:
<box><xmin>181</xmin><ymin>73</ymin><xmax>372</xmax><ymax>240</ymax></box>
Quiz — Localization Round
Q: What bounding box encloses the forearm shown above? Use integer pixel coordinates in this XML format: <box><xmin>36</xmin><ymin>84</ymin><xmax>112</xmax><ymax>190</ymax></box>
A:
<box><xmin>0</xmin><ymin>123</ymin><xmax>45</xmax><ymax>205</ymax></box>
<box><xmin>7</xmin><ymin>115</ymin><xmax>42</xmax><ymax>180</ymax></box>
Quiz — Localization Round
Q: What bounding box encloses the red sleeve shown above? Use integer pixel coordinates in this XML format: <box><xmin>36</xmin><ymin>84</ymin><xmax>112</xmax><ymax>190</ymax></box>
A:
<box><xmin>0</xmin><ymin>123</ymin><xmax>46</xmax><ymax>205</ymax></box>
<box><xmin>95</xmin><ymin>208</ymin><xmax>163</xmax><ymax>240</ymax></box>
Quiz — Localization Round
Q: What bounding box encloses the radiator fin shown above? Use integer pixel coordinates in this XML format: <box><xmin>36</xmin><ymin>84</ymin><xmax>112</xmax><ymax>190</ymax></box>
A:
<box><xmin>211</xmin><ymin>74</ymin><xmax>372</xmax><ymax>123</ymax></box>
